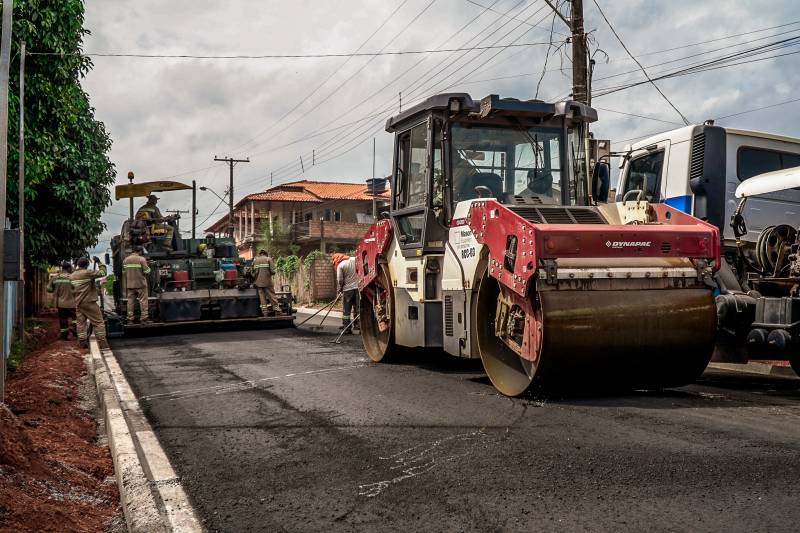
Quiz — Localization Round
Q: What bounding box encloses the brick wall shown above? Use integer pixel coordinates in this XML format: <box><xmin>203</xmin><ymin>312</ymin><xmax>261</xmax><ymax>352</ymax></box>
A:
<box><xmin>310</xmin><ymin>256</ymin><xmax>336</xmax><ymax>300</ymax></box>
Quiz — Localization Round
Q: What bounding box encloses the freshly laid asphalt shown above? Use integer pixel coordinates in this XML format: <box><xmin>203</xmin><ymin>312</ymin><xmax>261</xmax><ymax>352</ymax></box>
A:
<box><xmin>111</xmin><ymin>314</ymin><xmax>800</xmax><ymax>533</ymax></box>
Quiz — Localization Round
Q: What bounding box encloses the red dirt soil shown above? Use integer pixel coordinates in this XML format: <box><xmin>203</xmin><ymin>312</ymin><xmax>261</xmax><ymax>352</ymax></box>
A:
<box><xmin>0</xmin><ymin>316</ymin><xmax>119</xmax><ymax>532</ymax></box>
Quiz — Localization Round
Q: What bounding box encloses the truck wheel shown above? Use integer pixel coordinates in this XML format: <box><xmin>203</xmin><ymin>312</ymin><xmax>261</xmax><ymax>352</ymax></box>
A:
<box><xmin>361</xmin><ymin>264</ymin><xmax>399</xmax><ymax>362</ymax></box>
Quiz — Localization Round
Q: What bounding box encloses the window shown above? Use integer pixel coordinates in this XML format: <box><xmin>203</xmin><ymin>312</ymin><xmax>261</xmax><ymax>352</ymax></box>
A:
<box><xmin>451</xmin><ymin>124</ymin><xmax>563</xmax><ymax>206</ymax></box>
<box><xmin>623</xmin><ymin>150</ymin><xmax>664</xmax><ymax>202</ymax></box>
<box><xmin>432</xmin><ymin>120</ymin><xmax>444</xmax><ymax>209</ymax></box>
<box><xmin>738</xmin><ymin>147</ymin><xmax>800</xmax><ymax>181</ymax></box>
<box><xmin>396</xmin><ymin>213</ymin><xmax>425</xmax><ymax>246</ymax></box>
<box><xmin>323</xmin><ymin>209</ymin><xmax>332</xmax><ymax>221</ymax></box>
<box><xmin>334</xmin><ymin>211</ymin><xmax>342</xmax><ymax>222</ymax></box>
<box><xmin>396</xmin><ymin>122</ymin><xmax>428</xmax><ymax>208</ymax></box>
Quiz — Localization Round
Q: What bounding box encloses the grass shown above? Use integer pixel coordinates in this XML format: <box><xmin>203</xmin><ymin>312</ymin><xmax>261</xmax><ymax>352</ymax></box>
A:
<box><xmin>6</xmin><ymin>318</ymin><xmax>47</xmax><ymax>371</ymax></box>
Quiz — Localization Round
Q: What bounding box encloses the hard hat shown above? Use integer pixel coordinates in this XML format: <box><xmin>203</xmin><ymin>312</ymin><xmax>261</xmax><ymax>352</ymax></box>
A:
<box><xmin>331</xmin><ymin>253</ymin><xmax>349</xmax><ymax>269</ymax></box>
<box><xmin>197</xmin><ymin>243</ymin><xmax>207</xmax><ymax>254</ymax></box>
<box><xmin>147</xmin><ymin>194</ymin><xmax>159</xmax><ymax>201</ymax></box>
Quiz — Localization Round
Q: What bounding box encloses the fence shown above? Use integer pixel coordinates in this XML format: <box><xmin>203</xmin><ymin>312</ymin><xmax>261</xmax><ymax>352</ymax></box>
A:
<box><xmin>274</xmin><ymin>254</ymin><xmax>337</xmax><ymax>305</ymax></box>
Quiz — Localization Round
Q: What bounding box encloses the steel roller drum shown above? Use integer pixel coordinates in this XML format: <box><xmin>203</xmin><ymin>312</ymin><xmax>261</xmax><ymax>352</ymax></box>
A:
<box><xmin>477</xmin><ymin>285</ymin><xmax>717</xmax><ymax>395</ymax></box>
<box><xmin>535</xmin><ymin>289</ymin><xmax>717</xmax><ymax>389</ymax></box>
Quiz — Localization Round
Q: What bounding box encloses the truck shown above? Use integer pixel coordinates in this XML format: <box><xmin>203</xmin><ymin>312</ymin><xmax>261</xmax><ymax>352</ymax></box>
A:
<box><xmin>105</xmin><ymin>178</ymin><xmax>294</xmax><ymax>335</ymax></box>
<box><xmin>614</xmin><ymin>125</ymin><xmax>800</xmax><ymax>374</ymax></box>
<box><xmin>355</xmin><ymin>93</ymin><xmax>721</xmax><ymax>396</ymax></box>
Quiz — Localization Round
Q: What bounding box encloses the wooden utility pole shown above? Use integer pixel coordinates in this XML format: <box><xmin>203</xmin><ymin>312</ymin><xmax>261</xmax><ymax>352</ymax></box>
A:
<box><xmin>17</xmin><ymin>41</ymin><xmax>24</xmax><ymax>340</ymax></box>
<box><xmin>0</xmin><ymin>0</ymin><xmax>13</xmax><ymax>404</ymax></box>
<box><xmin>191</xmin><ymin>180</ymin><xmax>197</xmax><ymax>240</ymax></box>
<box><xmin>569</xmin><ymin>0</ymin><xmax>588</xmax><ymax>104</ymax></box>
<box><xmin>213</xmin><ymin>156</ymin><xmax>249</xmax><ymax>239</ymax></box>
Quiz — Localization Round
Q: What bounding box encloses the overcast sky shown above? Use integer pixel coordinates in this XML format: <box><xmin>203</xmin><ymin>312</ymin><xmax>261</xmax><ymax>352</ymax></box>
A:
<box><xmin>82</xmin><ymin>0</ymin><xmax>800</xmax><ymax>251</ymax></box>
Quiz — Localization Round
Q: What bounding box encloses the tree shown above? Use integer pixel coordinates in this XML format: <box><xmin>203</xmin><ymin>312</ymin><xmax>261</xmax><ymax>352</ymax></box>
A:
<box><xmin>7</xmin><ymin>0</ymin><xmax>115</xmax><ymax>267</ymax></box>
<box><xmin>256</xmin><ymin>217</ymin><xmax>299</xmax><ymax>258</ymax></box>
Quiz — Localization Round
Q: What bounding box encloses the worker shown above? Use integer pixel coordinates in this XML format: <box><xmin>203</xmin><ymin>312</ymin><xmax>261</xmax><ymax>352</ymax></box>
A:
<box><xmin>252</xmin><ymin>249</ymin><xmax>281</xmax><ymax>316</ymax></box>
<box><xmin>70</xmin><ymin>256</ymin><xmax>108</xmax><ymax>350</ymax></box>
<box><xmin>123</xmin><ymin>246</ymin><xmax>151</xmax><ymax>323</ymax></box>
<box><xmin>47</xmin><ymin>261</ymin><xmax>76</xmax><ymax>340</ymax></box>
<box><xmin>135</xmin><ymin>194</ymin><xmax>163</xmax><ymax>221</ymax></box>
<box><xmin>332</xmin><ymin>253</ymin><xmax>359</xmax><ymax>334</ymax></box>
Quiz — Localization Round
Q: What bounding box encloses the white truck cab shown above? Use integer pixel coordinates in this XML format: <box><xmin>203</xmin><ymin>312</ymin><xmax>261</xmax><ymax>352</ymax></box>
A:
<box><xmin>616</xmin><ymin>125</ymin><xmax>800</xmax><ymax>244</ymax></box>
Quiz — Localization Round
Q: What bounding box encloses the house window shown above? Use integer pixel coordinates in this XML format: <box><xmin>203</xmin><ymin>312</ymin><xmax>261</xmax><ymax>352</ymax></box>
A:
<box><xmin>323</xmin><ymin>209</ymin><xmax>341</xmax><ymax>222</ymax></box>
<box><xmin>334</xmin><ymin>211</ymin><xmax>342</xmax><ymax>222</ymax></box>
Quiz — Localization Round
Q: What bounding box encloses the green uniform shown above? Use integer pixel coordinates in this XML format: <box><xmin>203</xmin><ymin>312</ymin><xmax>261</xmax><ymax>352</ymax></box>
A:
<box><xmin>70</xmin><ymin>267</ymin><xmax>107</xmax><ymax>344</ymax></box>
<box><xmin>47</xmin><ymin>272</ymin><xmax>76</xmax><ymax>338</ymax></box>
<box><xmin>123</xmin><ymin>252</ymin><xmax>151</xmax><ymax>321</ymax></box>
<box><xmin>252</xmin><ymin>255</ymin><xmax>279</xmax><ymax>315</ymax></box>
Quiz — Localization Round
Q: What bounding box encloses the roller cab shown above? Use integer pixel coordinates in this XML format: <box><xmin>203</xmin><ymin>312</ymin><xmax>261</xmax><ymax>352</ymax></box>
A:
<box><xmin>356</xmin><ymin>93</ymin><xmax>720</xmax><ymax>395</ymax></box>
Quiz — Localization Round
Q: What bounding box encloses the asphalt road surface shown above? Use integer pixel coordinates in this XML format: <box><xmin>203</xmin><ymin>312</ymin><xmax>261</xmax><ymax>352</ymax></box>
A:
<box><xmin>111</xmin><ymin>315</ymin><xmax>800</xmax><ymax>533</ymax></box>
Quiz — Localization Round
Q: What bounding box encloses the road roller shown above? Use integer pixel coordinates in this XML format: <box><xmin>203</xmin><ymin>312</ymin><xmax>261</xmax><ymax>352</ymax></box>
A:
<box><xmin>355</xmin><ymin>93</ymin><xmax>720</xmax><ymax>396</ymax></box>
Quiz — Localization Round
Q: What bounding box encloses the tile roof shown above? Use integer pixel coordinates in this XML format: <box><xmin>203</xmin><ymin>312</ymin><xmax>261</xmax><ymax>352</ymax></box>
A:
<box><xmin>205</xmin><ymin>178</ymin><xmax>390</xmax><ymax>231</ymax></box>
<box><xmin>243</xmin><ymin>179</ymin><xmax>390</xmax><ymax>203</ymax></box>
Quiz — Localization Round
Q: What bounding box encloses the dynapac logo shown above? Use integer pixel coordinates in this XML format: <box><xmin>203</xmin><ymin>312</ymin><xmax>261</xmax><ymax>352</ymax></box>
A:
<box><xmin>605</xmin><ymin>240</ymin><xmax>652</xmax><ymax>249</ymax></box>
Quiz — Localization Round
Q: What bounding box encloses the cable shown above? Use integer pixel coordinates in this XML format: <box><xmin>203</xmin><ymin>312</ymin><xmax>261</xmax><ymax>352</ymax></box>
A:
<box><xmin>225</xmin><ymin>0</ymin><xmax>410</xmax><ymax>155</ymax></box>
<box><xmin>29</xmin><ymin>42</ymin><xmax>557</xmax><ymax>60</ymax></box>
<box><xmin>464</xmin><ymin>0</ymin><xmax>569</xmax><ymax>37</ymax></box>
<box><xmin>593</xmin><ymin>40</ymin><xmax>800</xmax><ymax>97</ymax></box>
<box><xmin>593</xmin><ymin>106</ymin><xmax>684</xmax><ymax>126</ymax></box>
<box><xmin>714</xmin><ymin>96</ymin><xmax>800</xmax><ymax>121</ymax></box>
<box><xmin>591</xmin><ymin>0</ymin><xmax>690</xmax><ymax>125</ymax></box>
<box><xmin>240</xmin><ymin>0</ymin><xmax>536</xmax><ymax>186</ymax></box>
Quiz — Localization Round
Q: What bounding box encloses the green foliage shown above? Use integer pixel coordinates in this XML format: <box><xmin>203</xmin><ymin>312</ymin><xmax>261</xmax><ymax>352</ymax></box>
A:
<box><xmin>9</xmin><ymin>0</ymin><xmax>115</xmax><ymax>267</ymax></box>
<box><xmin>302</xmin><ymin>250</ymin><xmax>328</xmax><ymax>292</ymax></box>
<box><xmin>275</xmin><ymin>255</ymin><xmax>299</xmax><ymax>278</ymax></box>
<box><xmin>256</xmin><ymin>217</ymin><xmax>294</xmax><ymax>258</ymax></box>
<box><xmin>103</xmin><ymin>272</ymin><xmax>115</xmax><ymax>294</ymax></box>
<box><xmin>303</xmin><ymin>249</ymin><xmax>328</xmax><ymax>275</ymax></box>
<box><xmin>6</xmin><ymin>318</ymin><xmax>45</xmax><ymax>371</ymax></box>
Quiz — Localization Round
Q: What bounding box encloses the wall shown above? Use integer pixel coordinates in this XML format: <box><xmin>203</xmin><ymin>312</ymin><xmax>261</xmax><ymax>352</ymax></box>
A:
<box><xmin>274</xmin><ymin>254</ymin><xmax>336</xmax><ymax>305</ymax></box>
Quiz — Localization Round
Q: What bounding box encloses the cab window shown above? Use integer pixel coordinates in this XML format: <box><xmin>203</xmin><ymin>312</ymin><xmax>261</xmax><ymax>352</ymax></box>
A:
<box><xmin>623</xmin><ymin>150</ymin><xmax>664</xmax><ymax>202</ymax></box>
<box><xmin>396</xmin><ymin>122</ymin><xmax>428</xmax><ymax>209</ymax></box>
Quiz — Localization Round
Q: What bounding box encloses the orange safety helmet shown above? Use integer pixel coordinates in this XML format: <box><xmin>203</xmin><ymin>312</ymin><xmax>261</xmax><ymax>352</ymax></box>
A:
<box><xmin>331</xmin><ymin>253</ymin><xmax>349</xmax><ymax>269</ymax></box>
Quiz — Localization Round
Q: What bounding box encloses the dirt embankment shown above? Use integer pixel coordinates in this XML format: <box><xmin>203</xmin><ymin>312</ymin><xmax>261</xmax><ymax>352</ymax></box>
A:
<box><xmin>0</xmin><ymin>316</ymin><xmax>120</xmax><ymax>532</ymax></box>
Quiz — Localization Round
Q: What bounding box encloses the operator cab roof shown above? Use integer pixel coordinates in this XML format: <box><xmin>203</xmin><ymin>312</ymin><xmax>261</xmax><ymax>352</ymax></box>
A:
<box><xmin>385</xmin><ymin>93</ymin><xmax>598</xmax><ymax>132</ymax></box>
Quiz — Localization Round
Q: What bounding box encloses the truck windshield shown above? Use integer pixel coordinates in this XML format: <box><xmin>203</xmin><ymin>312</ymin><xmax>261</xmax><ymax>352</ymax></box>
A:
<box><xmin>451</xmin><ymin>124</ymin><xmax>563</xmax><ymax>205</ymax></box>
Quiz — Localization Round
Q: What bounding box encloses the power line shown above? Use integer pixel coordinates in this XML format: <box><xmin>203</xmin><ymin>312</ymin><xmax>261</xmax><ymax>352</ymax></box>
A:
<box><xmin>594</xmin><ymin>106</ymin><xmax>684</xmax><ymax>126</ymax></box>
<box><xmin>225</xmin><ymin>0</ymin><xmax>410</xmax><ymax>155</ymax></box>
<box><xmin>28</xmin><ymin>42</ymin><xmax>558</xmax><ymax>60</ymax></box>
<box><xmin>591</xmin><ymin>0</ymin><xmax>690</xmax><ymax>125</ymax></box>
<box><xmin>610</xmin><ymin>95</ymin><xmax>800</xmax><ymax>146</ymax></box>
<box><xmin>593</xmin><ymin>39</ymin><xmax>800</xmax><ymax>97</ymax></box>
<box><xmin>241</xmin><ymin>0</ymin><xmax>536</xmax><ymax>187</ymax></box>
<box><xmin>464</xmin><ymin>0</ymin><xmax>569</xmax><ymax>37</ymax></box>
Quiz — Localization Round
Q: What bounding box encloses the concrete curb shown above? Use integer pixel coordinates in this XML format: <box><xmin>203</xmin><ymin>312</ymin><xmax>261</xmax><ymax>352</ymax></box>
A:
<box><xmin>708</xmin><ymin>361</ymin><xmax>798</xmax><ymax>378</ymax></box>
<box><xmin>90</xmin><ymin>339</ymin><xmax>203</xmax><ymax>532</ymax></box>
<box><xmin>296</xmin><ymin>306</ymin><xmax>343</xmax><ymax>319</ymax></box>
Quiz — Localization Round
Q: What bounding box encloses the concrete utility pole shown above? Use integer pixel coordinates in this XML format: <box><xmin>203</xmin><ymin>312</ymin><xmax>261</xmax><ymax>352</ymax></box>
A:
<box><xmin>0</xmin><ymin>0</ymin><xmax>13</xmax><ymax>405</ymax></box>
<box><xmin>17</xmin><ymin>41</ymin><xmax>24</xmax><ymax>341</ymax></box>
<box><xmin>213</xmin><ymin>156</ymin><xmax>249</xmax><ymax>239</ymax></box>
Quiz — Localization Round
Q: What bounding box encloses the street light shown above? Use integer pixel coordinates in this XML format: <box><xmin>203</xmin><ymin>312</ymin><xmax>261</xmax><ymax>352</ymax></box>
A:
<box><xmin>199</xmin><ymin>186</ymin><xmax>231</xmax><ymax>237</ymax></box>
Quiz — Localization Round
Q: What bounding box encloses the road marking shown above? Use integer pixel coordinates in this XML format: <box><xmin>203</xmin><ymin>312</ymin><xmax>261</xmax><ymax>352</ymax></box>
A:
<box><xmin>358</xmin><ymin>429</ymin><xmax>490</xmax><ymax>498</ymax></box>
<box><xmin>138</xmin><ymin>364</ymin><xmax>368</xmax><ymax>402</ymax></box>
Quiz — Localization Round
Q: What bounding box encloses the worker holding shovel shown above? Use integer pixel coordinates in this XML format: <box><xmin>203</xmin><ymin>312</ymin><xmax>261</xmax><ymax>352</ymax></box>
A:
<box><xmin>332</xmin><ymin>253</ymin><xmax>359</xmax><ymax>335</ymax></box>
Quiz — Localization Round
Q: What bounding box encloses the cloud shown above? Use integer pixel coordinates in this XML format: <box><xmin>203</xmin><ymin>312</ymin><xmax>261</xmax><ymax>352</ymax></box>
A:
<box><xmin>82</xmin><ymin>0</ymin><xmax>800</xmax><ymax>253</ymax></box>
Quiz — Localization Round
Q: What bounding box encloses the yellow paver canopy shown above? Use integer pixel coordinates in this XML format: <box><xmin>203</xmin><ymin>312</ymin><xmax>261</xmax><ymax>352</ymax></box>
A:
<box><xmin>115</xmin><ymin>180</ymin><xmax>192</xmax><ymax>200</ymax></box>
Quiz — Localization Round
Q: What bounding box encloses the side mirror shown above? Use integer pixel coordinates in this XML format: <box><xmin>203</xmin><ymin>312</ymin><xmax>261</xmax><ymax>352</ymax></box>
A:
<box><xmin>731</xmin><ymin>213</ymin><xmax>747</xmax><ymax>238</ymax></box>
<box><xmin>591</xmin><ymin>161</ymin><xmax>610</xmax><ymax>203</ymax></box>
<box><xmin>104</xmin><ymin>252</ymin><xmax>111</xmax><ymax>265</ymax></box>
<box><xmin>474</xmin><ymin>185</ymin><xmax>492</xmax><ymax>198</ymax></box>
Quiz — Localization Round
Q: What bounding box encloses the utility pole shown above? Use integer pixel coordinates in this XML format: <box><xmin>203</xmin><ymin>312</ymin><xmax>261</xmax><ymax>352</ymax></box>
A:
<box><xmin>0</xmin><ymin>0</ymin><xmax>14</xmax><ymax>405</ymax></box>
<box><xmin>570</xmin><ymin>0</ymin><xmax>588</xmax><ymax>104</ymax></box>
<box><xmin>371</xmin><ymin>137</ymin><xmax>377</xmax><ymax>219</ymax></box>
<box><xmin>17</xmin><ymin>41</ymin><xmax>24</xmax><ymax>340</ymax></box>
<box><xmin>213</xmin><ymin>156</ymin><xmax>249</xmax><ymax>239</ymax></box>
<box><xmin>191</xmin><ymin>180</ymin><xmax>197</xmax><ymax>240</ymax></box>
<box><xmin>545</xmin><ymin>0</ymin><xmax>591</xmax><ymax>200</ymax></box>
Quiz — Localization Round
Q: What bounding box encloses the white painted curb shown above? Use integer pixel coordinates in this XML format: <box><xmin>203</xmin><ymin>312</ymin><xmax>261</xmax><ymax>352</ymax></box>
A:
<box><xmin>90</xmin><ymin>339</ymin><xmax>203</xmax><ymax>533</ymax></box>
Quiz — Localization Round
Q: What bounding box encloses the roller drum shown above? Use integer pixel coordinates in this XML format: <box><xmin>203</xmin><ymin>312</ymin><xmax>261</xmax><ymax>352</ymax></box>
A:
<box><xmin>535</xmin><ymin>289</ymin><xmax>717</xmax><ymax>389</ymax></box>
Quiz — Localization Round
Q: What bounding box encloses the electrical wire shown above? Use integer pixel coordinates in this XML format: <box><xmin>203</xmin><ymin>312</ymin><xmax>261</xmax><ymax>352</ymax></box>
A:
<box><xmin>591</xmin><ymin>0</ymin><xmax>690</xmax><ymax>125</ymax></box>
<box><xmin>464</xmin><ymin>0</ymin><xmax>569</xmax><ymax>37</ymax></box>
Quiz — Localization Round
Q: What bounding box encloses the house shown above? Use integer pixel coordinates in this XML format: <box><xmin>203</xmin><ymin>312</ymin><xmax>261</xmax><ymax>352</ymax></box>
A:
<box><xmin>205</xmin><ymin>179</ymin><xmax>390</xmax><ymax>258</ymax></box>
